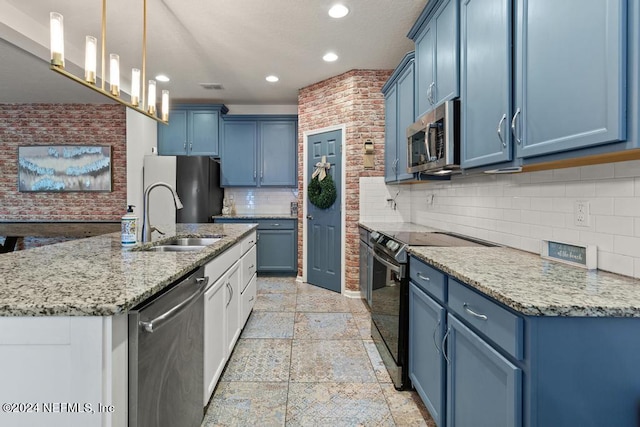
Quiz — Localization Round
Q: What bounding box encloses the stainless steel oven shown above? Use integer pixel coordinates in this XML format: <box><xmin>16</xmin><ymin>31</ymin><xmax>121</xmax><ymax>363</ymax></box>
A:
<box><xmin>370</xmin><ymin>229</ymin><xmax>495</xmax><ymax>391</ymax></box>
<box><xmin>407</xmin><ymin>99</ymin><xmax>460</xmax><ymax>175</ymax></box>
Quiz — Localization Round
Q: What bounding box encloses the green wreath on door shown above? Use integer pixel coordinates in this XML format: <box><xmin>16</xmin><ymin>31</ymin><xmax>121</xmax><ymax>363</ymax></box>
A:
<box><xmin>308</xmin><ymin>155</ymin><xmax>337</xmax><ymax>209</ymax></box>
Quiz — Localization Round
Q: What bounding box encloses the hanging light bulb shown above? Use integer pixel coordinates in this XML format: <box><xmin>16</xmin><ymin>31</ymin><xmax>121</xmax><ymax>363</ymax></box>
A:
<box><xmin>131</xmin><ymin>68</ymin><xmax>141</xmax><ymax>107</ymax></box>
<box><xmin>84</xmin><ymin>36</ymin><xmax>97</xmax><ymax>83</ymax></box>
<box><xmin>161</xmin><ymin>90</ymin><xmax>170</xmax><ymax>122</ymax></box>
<box><xmin>109</xmin><ymin>54</ymin><xmax>120</xmax><ymax>96</ymax></box>
<box><xmin>147</xmin><ymin>80</ymin><xmax>156</xmax><ymax>115</ymax></box>
<box><xmin>49</xmin><ymin>12</ymin><xmax>64</xmax><ymax>67</ymax></box>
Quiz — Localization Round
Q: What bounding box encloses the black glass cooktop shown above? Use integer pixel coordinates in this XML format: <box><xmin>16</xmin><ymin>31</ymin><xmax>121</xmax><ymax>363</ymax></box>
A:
<box><xmin>384</xmin><ymin>231</ymin><xmax>493</xmax><ymax>247</ymax></box>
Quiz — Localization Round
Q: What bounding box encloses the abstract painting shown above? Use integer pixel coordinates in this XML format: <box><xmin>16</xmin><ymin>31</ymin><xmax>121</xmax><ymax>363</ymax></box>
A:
<box><xmin>18</xmin><ymin>145</ymin><xmax>112</xmax><ymax>192</ymax></box>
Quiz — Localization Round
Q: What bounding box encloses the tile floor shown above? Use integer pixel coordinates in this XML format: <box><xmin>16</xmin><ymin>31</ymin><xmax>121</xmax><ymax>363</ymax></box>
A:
<box><xmin>201</xmin><ymin>276</ymin><xmax>436</xmax><ymax>427</ymax></box>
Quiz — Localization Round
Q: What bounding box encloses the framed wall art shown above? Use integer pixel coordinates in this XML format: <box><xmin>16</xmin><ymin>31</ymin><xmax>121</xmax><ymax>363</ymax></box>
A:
<box><xmin>18</xmin><ymin>145</ymin><xmax>112</xmax><ymax>192</ymax></box>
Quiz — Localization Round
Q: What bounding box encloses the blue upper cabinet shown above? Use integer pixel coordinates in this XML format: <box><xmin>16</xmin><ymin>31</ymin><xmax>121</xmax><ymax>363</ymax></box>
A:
<box><xmin>158</xmin><ymin>104</ymin><xmax>228</xmax><ymax>156</ymax></box>
<box><xmin>382</xmin><ymin>52</ymin><xmax>415</xmax><ymax>183</ymax></box>
<box><xmin>410</xmin><ymin>0</ymin><xmax>459</xmax><ymax>118</ymax></box>
<box><xmin>158</xmin><ymin>110</ymin><xmax>188</xmax><ymax>155</ymax></box>
<box><xmin>260</xmin><ymin>121</ymin><xmax>297</xmax><ymax>186</ymax></box>
<box><xmin>514</xmin><ymin>0</ymin><xmax>627</xmax><ymax>159</ymax></box>
<box><xmin>220</xmin><ymin>121</ymin><xmax>258</xmax><ymax>186</ymax></box>
<box><xmin>220</xmin><ymin>116</ymin><xmax>297</xmax><ymax>187</ymax></box>
<box><xmin>460</xmin><ymin>0</ymin><xmax>513</xmax><ymax>168</ymax></box>
<box><xmin>384</xmin><ymin>85</ymin><xmax>398</xmax><ymax>183</ymax></box>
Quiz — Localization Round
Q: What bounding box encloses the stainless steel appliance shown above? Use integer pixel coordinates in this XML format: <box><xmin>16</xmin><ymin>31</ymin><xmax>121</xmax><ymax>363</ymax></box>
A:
<box><xmin>129</xmin><ymin>267</ymin><xmax>208</xmax><ymax>427</ymax></box>
<box><xmin>406</xmin><ymin>99</ymin><xmax>460</xmax><ymax>175</ymax></box>
<box><xmin>176</xmin><ymin>156</ymin><xmax>224</xmax><ymax>223</ymax></box>
<box><xmin>143</xmin><ymin>155</ymin><xmax>224</xmax><ymax>224</ymax></box>
<box><xmin>370</xmin><ymin>229</ymin><xmax>493</xmax><ymax>390</ymax></box>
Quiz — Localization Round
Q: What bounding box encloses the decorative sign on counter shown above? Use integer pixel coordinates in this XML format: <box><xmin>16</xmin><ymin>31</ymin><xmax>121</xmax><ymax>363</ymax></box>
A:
<box><xmin>541</xmin><ymin>240</ymin><xmax>597</xmax><ymax>270</ymax></box>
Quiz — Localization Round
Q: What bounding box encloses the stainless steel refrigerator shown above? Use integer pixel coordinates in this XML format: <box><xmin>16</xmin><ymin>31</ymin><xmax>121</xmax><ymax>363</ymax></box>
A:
<box><xmin>143</xmin><ymin>155</ymin><xmax>224</xmax><ymax>224</ymax></box>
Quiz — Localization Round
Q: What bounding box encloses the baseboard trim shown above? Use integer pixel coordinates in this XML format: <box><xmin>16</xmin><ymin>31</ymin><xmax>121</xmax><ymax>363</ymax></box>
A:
<box><xmin>344</xmin><ymin>290</ymin><xmax>363</xmax><ymax>299</ymax></box>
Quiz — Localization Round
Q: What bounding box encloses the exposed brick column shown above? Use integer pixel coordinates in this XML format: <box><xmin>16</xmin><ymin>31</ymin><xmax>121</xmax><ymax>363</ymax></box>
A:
<box><xmin>297</xmin><ymin>70</ymin><xmax>391</xmax><ymax>292</ymax></box>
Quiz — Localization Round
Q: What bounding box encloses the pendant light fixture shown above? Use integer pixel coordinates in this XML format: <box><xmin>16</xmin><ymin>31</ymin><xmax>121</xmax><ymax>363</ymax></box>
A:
<box><xmin>49</xmin><ymin>0</ymin><xmax>168</xmax><ymax>124</ymax></box>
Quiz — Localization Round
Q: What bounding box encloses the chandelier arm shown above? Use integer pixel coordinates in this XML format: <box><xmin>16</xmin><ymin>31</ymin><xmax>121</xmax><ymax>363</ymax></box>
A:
<box><xmin>142</xmin><ymin>0</ymin><xmax>147</xmax><ymax>110</ymax></box>
<box><xmin>101</xmin><ymin>0</ymin><xmax>106</xmax><ymax>91</ymax></box>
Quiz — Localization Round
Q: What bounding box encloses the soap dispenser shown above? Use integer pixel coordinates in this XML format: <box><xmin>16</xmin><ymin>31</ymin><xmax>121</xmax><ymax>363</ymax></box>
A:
<box><xmin>121</xmin><ymin>205</ymin><xmax>138</xmax><ymax>247</ymax></box>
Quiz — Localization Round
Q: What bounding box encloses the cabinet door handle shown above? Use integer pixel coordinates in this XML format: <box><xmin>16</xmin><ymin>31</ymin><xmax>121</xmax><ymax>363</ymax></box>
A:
<box><xmin>260</xmin><ymin>170</ymin><xmax>263</xmax><ymax>182</ymax></box>
<box><xmin>249</xmin><ymin>296</ymin><xmax>255</xmax><ymax>302</ymax></box>
<box><xmin>442</xmin><ymin>326</ymin><xmax>451</xmax><ymax>365</ymax></box>
<box><xmin>428</xmin><ymin>82</ymin><xmax>436</xmax><ymax>104</ymax></box>
<box><xmin>497</xmin><ymin>113</ymin><xmax>507</xmax><ymax>148</ymax></box>
<box><xmin>253</xmin><ymin>170</ymin><xmax>257</xmax><ymax>180</ymax></box>
<box><xmin>432</xmin><ymin>319</ymin><xmax>442</xmax><ymax>353</ymax></box>
<box><xmin>511</xmin><ymin>108</ymin><xmax>521</xmax><ymax>145</ymax></box>
<box><xmin>225</xmin><ymin>282</ymin><xmax>232</xmax><ymax>307</ymax></box>
<box><xmin>463</xmin><ymin>303</ymin><xmax>488</xmax><ymax>321</ymax></box>
<box><xmin>189</xmin><ymin>142</ymin><xmax>193</xmax><ymax>151</ymax></box>
<box><xmin>183</xmin><ymin>142</ymin><xmax>187</xmax><ymax>150</ymax></box>
<box><xmin>416</xmin><ymin>272</ymin><xmax>430</xmax><ymax>282</ymax></box>
<box><xmin>249</xmin><ymin>264</ymin><xmax>255</xmax><ymax>269</ymax></box>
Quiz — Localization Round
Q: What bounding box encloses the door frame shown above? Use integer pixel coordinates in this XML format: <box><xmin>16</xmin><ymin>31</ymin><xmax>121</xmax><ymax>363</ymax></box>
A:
<box><xmin>301</xmin><ymin>124</ymin><xmax>347</xmax><ymax>294</ymax></box>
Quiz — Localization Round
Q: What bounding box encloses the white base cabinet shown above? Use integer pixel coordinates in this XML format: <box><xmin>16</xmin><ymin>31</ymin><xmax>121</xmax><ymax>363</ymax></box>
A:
<box><xmin>203</xmin><ymin>231</ymin><xmax>257</xmax><ymax>405</ymax></box>
<box><xmin>0</xmin><ymin>315</ymin><xmax>128</xmax><ymax>427</ymax></box>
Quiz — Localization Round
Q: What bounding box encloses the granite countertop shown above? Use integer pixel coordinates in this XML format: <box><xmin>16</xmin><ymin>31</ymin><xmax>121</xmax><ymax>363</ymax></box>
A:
<box><xmin>409</xmin><ymin>246</ymin><xmax>640</xmax><ymax>317</ymax></box>
<box><xmin>0</xmin><ymin>223</ymin><xmax>256</xmax><ymax>317</ymax></box>
<box><xmin>214</xmin><ymin>214</ymin><xmax>297</xmax><ymax>220</ymax></box>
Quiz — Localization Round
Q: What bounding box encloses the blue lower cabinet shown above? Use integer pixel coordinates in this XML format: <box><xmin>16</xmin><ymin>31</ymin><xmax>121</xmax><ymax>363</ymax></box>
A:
<box><xmin>213</xmin><ymin>218</ymin><xmax>297</xmax><ymax>274</ymax></box>
<box><xmin>257</xmin><ymin>229</ymin><xmax>296</xmax><ymax>272</ymax></box>
<box><xmin>446</xmin><ymin>314</ymin><xmax>522</xmax><ymax>427</ymax></box>
<box><xmin>409</xmin><ymin>282</ymin><xmax>446</xmax><ymax>427</ymax></box>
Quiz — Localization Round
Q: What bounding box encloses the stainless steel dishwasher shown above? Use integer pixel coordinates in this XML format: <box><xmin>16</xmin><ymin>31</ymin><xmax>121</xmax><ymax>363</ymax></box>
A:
<box><xmin>129</xmin><ymin>267</ymin><xmax>207</xmax><ymax>427</ymax></box>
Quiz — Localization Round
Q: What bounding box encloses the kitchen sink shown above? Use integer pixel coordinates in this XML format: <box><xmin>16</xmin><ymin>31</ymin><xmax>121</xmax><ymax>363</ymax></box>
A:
<box><xmin>165</xmin><ymin>237</ymin><xmax>222</xmax><ymax>246</ymax></box>
<box><xmin>143</xmin><ymin>245</ymin><xmax>206</xmax><ymax>252</ymax></box>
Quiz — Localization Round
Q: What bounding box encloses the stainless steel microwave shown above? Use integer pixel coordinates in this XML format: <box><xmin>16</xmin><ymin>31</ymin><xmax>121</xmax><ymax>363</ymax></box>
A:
<box><xmin>406</xmin><ymin>99</ymin><xmax>460</xmax><ymax>175</ymax></box>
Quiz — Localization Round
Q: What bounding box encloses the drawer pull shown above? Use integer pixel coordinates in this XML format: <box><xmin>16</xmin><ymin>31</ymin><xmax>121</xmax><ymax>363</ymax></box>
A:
<box><xmin>249</xmin><ymin>264</ymin><xmax>255</xmax><ymax>269</ymax></box>
<box><xmin>463</xmin><ymin>303</ymin><xmax>488</xmax><ymax>321</ymax></box>
<box><xmin>416</xmin><ymin>272</ymin><xmax>430</xmax><ymax>282</ymax></box>
<box><xmin>271</xmin><ymin>223</ymin><xmax>280</xmax><ymax>226</ymax></box>
<box><xmin>249</xmin><ymin>296</ymin><xmax>255</xmax><ymax>302</ymax></box>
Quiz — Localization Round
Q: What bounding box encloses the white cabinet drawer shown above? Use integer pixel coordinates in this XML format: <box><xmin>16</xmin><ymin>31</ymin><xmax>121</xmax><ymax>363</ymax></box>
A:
<box><xmin>240</xmin><ymin>231</ymin><xmax>257</xmax><ymax>255</ymax></box>
<box><xmin>240</xmin><ymin>273</ymin><xmax>257</xmax><ymax>327</ymax></box>
<box><xmin>241</xmin><ymin>245</ymin><xmax>257</xmax><ymax>293</ymax></box>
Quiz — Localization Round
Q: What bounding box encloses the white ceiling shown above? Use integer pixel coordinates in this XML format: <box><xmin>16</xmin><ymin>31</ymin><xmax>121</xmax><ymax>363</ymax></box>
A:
<box><xmin>0</xmin><ymin>0</ymin><xmax>426</xmax><ymax>105</ymax></box>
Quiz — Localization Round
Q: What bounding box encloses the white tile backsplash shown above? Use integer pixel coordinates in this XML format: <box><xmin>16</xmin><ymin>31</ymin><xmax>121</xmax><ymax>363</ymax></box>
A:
<box><xmin>359</xmin><ymin>160</ymin><xmax>640</xmax><ymax>278</ymax></box>
<box><xmin>225</xmin><ymin>187</ymin><xmax>298</xmax><ymax>215</ymax></box>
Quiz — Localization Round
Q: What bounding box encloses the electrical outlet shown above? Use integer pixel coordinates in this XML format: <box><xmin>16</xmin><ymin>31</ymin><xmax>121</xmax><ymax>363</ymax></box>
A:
<box><xmin>574</xmin><ymin>200</ymin><xmax>590</xmax><ymax>227</ymax></box>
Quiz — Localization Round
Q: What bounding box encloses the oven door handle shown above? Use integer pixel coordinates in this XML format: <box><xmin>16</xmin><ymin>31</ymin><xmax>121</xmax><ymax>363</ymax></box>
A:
<box><xmin>372</xmin><ymin>251</ymin><xmax>401</xmax><ymax>275</ymax></box>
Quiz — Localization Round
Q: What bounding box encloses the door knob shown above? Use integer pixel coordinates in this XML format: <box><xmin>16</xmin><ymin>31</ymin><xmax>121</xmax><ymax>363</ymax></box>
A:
<box><xmin>307</xmin><ymin>215</ymin><xmax>314</xmax><ymax>220</ymax></box>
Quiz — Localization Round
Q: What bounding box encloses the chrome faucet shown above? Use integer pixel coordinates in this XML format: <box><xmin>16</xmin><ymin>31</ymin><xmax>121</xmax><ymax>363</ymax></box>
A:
<box><xmin>142</xmin><ymin>182</ymin><xmax>184</xmax><ymax>243</ymax></box>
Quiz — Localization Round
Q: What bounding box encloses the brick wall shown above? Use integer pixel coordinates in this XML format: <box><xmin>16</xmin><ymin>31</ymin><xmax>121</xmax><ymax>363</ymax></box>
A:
<box><xmin>0</xmin><ymin>104</ymin><xmax>127</xmax><ymax>222</ymax></box>
<box><xmin>298</xmin><ymin>69</ymin><xmax>392</xmax><ymax>292</ymax></box>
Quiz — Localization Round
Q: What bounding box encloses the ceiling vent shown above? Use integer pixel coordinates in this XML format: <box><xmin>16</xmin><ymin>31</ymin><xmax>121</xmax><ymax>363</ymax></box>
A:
<box><xmin>199</xmin><ymin>83</ymin><xmax>224</xmax><ymax>90</ymax></box>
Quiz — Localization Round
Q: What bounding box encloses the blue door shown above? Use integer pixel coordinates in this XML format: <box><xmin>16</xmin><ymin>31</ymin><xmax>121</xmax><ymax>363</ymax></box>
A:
<box><xmin>306</xmin><ymin>129</ymin><xmax>341</xmax><ymax>293</ymax></box>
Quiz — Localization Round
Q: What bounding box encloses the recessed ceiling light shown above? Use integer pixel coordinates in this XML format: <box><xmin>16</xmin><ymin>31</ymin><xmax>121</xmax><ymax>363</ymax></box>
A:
<box><xmin>328</xmin><ymin>4</ymin><xmax>349</xmax><ymax>18</ymax></box>
<box><xmin>155</xmin><ymin>74</ymin><xmax>170</xmax><ymax>82</ymax></box>
<box><xmin>323</xmin><ymin>52</ymin><xmax>339</xmax><ymax>62</ymax></box>
<box><xmin>266</xmin><ymin>75</ymin><xmax>279</xmax><ymax>83</ymax></box>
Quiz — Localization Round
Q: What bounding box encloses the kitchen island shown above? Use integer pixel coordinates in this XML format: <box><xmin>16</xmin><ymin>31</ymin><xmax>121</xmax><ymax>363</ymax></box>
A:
<box><xmin>0</xmin><ymin>223</ymin><xmax>256</xmax><ymax>427</ymax></box>
<box><xmin>408</xmin><ymin>246</ymin><xmax>640</xmax><ymax>427</ymax></box>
